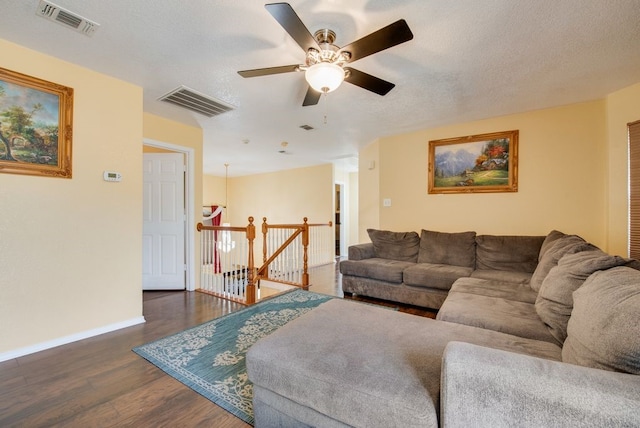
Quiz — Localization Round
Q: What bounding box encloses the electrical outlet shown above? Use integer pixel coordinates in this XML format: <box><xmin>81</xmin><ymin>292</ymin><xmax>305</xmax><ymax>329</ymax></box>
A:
<box><xmin>383</xmin><ymin>198</ymin><xmax>391</xmax><ymax>207</ymax></box>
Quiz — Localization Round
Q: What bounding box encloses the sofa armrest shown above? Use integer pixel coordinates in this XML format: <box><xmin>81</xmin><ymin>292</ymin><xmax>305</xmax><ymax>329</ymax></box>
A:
<box><xmin>441</xmin><ymin>341</ymin><xmax>640</xmax><ymax>428</ymax></box>
<box><xmin>347</xmin><ymin>243</ymin><xmax>375</xmax><ymax>260</ymax></box>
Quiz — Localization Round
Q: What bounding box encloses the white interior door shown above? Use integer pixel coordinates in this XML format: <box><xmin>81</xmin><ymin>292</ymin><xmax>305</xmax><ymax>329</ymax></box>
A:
<box><xmin>142</xmin><ymin>153</ymin><xmax>186</xmax><ymax>290</ymax></box>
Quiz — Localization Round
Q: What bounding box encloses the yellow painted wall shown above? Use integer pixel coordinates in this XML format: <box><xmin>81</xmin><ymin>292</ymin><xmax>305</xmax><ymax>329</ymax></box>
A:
<box><xmin>348</xmin><ymin>172</ymin><xmax>359</xmax><ymax>247</ymax></box>
<box><xmin>143</xmin><ymin>145</ymin><xmax>176</xmax><ymax>154</ymax></box>
<box><xmin>225</xmin><ymin>163</ymin><xmax>335</xmax><ymax>265</ymax></box>
<box><xmin>362</xmin><ymin>101</ymin><xmax>610</xmax><ymax>249</ymax></box>
<box><xmin>0</xmin><ymin>39</ymin><xmax>143</xmax><ymax>355</ymax></box>
<box><xmin>606</xmin><ymin>82</ymin><xmax>640</xmax><ymax>256</ymax></box>
<box><xmin>203</xmin><ymin>165</ymin><xmax>337</xmax><ymax>267</ymax></box>
<box><xmin>203</xmin><ymin>174</ymin><xmax>227</xmax><ymax>221</ymax></box>
<box><xmin>143</xmin><ymin>113</ymin><xmax>203</xmax><ymax>288</ymax></box>
<box><xmin>358</xmin><ymin>141</ymin><xmax>380</xmax><ymax>242</ymax></box>
<box><xmin>228</xmin><ymin>163</ymin><xmax>334</xmax><ymax>226</ymax></box>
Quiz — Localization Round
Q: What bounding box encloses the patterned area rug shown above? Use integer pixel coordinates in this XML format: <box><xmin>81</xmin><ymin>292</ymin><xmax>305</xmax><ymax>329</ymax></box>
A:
<box><xmin>132</xmin><ymin>288</ymin><xmax>333</xmax><ymax>425</ymax></box>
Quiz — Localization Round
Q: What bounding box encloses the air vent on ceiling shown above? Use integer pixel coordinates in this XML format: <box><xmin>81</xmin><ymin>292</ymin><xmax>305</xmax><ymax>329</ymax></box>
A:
<box><xmin>158</xmin><ymin>86</ymin><xmax>235</xmax><ymax>118</ymax></box>
<box><xmin>36</xmin><ymin>0</ymin><xmax>100</xmax><ymax>36</ymax></box>
<box><xmin>299</xmin><ymin>124</ymin><xmax>314</xmax><ymax>131</ymax></box>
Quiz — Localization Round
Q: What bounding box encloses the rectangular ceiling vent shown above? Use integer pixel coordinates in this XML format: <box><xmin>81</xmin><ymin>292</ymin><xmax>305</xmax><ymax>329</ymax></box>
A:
<box><xmin>36</xmin><ymin>1</ymin><xmax>100</xmax><ymax>37</ymax></box>
<box><xmin>158</xmin><ymin>86</ymin><xmax>235</xmax><ymax>118</ymax></box>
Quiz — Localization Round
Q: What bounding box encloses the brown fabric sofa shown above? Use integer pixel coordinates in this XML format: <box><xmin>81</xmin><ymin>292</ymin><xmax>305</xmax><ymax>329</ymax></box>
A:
<box><xmin>247</xmin><ymin>229</ymin><xmax>640</xmax><ymax>427</ymax></box>
<box><xmin>340</xmin><ymin>228</ymin><xmax>546</xmax><ymax>309</ymax></box>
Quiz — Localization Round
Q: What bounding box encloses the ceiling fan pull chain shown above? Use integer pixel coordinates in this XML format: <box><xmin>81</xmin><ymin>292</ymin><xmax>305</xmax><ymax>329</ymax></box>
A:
<box><xmin>323</xmin><ymin>92</ymin><xmax>329</xmax><ymax>125</ymax></box>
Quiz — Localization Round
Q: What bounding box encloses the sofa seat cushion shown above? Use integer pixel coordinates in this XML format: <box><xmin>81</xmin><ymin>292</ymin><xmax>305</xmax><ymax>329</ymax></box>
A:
<box><xmin>417</xmin><ymin>230</ymin><xmax>476</xmax><ymax>268</ymax></box>
<box><xmin>449</xmin><ymin>277</ymin><xmax>538</xmax><ymax>304</ymax></box>
<box><xmin>437</xmin><ymin>287</ymin><xmax>559</xmax><ymax>344</ymax></box>
<box><xmin>367</xmin><ymin>229</ymin><xmax>420</xmax><ymax>262</ymax></box>
<box><xmin>339</xmin><ymin>258</ymin><xmax>413</xmax><ymax>283</ymax></box>
<box><xmin>470</xmin><ymin>269</ymin><xmax>533</xmax><ymax>286</ymax></box>
<box><xmin>403</xmin><ymin>263</ymin><xmax>473</xmax><ymax>291</ymax></box>
<box><xmin>563</xmin><ymin>267</ymin><xmax>640</xmax><ymax>374</ymax></box>
<box><xmin>475</xmin><ymin>234</ymin><xmax>545</xmax><ymax>273</ymax></box>
<box><xmin>247</xmin><ymin>299</ymin><xmax>561</xmax><ymax>428</ymax></box>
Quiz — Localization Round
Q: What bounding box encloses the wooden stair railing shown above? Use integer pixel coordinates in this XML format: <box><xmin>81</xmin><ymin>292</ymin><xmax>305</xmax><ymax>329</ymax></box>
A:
<box><xmin>197</xmin><ymin>217</ymin><xmax>257</xmax><ymax>304</ymax></box>
<box><xmin>258</xmin><ymin>217</ymin><xmax>332</xmax><ymax>290</ymax></box>
<box><xmin>197</xmin><ymin>216</ymin><xmax>332</xmax><ymax>304</ymax></box>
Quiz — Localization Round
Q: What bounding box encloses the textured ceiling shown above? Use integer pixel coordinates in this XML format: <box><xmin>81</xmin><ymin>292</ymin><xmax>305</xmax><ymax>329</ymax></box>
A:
<box><xmin>1</xmin><ymin>0</ymin><xmax>639</xmax><ymax>176</ymax></box>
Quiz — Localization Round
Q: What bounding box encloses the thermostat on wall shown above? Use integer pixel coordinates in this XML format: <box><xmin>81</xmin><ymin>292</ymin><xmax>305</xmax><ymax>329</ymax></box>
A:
<box><xmin>103</xmin><ymin>171</ymin><xmax>122</xmax><ymax>182</ymax></box>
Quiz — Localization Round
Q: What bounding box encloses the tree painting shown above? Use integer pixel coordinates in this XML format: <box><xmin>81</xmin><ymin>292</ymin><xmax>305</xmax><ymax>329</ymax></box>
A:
<box><xmin>0</xmin><ymin>79</ymin><xmax>60</xmax><ymax>165</ymax></box>
<box><xmin>428</xmin><ymin>130</ymin><xmax>518</xmax><ymax>194</ymax></box>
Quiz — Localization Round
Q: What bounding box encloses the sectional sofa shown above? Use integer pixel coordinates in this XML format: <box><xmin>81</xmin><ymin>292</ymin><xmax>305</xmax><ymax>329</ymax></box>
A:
<box><xmin>246</xmin><ymin>229</ymin><xmax>640</xmax><ymax>427</ymax></box>
<box><xmin>340</xmin><ymin>228</ymin><xmax>551</xmax><ymax>310</ymax></box>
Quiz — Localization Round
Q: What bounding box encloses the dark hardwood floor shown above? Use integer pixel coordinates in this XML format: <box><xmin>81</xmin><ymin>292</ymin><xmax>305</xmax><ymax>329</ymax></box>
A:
<box><xmin>0</xmin><ymin>261</ymin><xmax>435</xmax><ymax>427</ymax></box>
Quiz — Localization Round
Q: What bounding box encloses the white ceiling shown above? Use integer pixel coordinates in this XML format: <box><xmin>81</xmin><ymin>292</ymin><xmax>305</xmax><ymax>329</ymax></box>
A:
<box><xmin>2</xmin><ymin>0</ymin><xmax>639</xmax><ymax>177</ymax></box>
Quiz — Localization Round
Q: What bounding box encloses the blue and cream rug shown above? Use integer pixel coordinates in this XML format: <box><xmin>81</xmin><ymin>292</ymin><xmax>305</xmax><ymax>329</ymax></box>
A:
<box><xmin>133</xmin><ymin>288</ymin><xmax>333</xmax><ymax>425</ymax></box>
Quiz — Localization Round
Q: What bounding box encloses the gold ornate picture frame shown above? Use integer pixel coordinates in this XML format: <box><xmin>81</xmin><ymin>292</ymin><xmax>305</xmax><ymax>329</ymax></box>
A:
<box><xmin>428</xmin><ymin>130</ymin><xmax>518</xmax><ymax>194</ymax></box>
<box><xmin>0</xmin><ymin>67</ymin><xmax>73</xmax><ymax>178</ymax></box>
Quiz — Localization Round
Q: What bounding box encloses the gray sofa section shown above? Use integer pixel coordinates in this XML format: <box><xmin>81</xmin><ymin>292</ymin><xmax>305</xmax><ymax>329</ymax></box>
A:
<box><xmin>437</xmin><ymin>277</ymin><xmax>558</xmax><ymax>344</ymax></box>
<box><xmin>441</xmin><ymin>342</ymin><xmax>640</xmax><ymax>428</ymax></box>
<box><xmin>247</xmin><ymin>230</ymin><xmax>640</xmax><ymax>427</ymax></box>
<box><xmin>340</xmin><ymin>229</ymin><xmax>545</xmax><ymax>310</ymax></box>
<box><xmin>247</xmin><ymin>299</ymin><xmax>561</xmax><ymax>428</ymax></box>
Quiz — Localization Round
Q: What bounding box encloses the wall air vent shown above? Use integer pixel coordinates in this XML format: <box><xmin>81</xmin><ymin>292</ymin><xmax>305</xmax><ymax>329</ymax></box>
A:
<box><xmin>158</xmin><ymin>86</ymin><xmax>235</xmax><ymax>118</ymax></box>
<box><xmin>36</xmin><ymin>1</ymin><xmax>100</xmax><ymax>36</ymax></box>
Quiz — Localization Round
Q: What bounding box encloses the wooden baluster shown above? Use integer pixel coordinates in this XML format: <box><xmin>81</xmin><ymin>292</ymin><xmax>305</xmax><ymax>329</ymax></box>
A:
<box><xmin>262</xmin><ymin>217</ymin><xmax>269</xmax><ymax>280</ymax></box>
<box><xmin>246</xmin><ymin>217</ymin><xmax>256</xmax><ymax>304</ymax></box>
<box><xmin>282</xmin><ymin>228</ymin><xmax>288</xmax><ymax>282</ymax></box>
<box><xmin>302</xmin><ymin>217</ymin><xmax>309</xmax><ymax>289</ymax></box>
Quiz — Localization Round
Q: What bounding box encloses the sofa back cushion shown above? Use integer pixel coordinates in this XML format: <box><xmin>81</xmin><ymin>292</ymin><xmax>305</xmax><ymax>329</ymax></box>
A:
<box><xmin>530</xmin><ymin>234</ymin><xmax>594</xmax><ymax>292</ymax></box>
<box><xmin>475</xmin><ymin>235</ymin><xmax>545</xmax><ymax>273</ymax></box>
<box><xmin>535</xmin><ymin>250</ymin><xmax>629</xmax><ymax>344</ymax></box>
<box><xmin>539</xmin><ymin>230</ymin><xmax>567</xmax><ymax>259</ymax></box>
<box><xmin>417</xmin><ymin>230</ymin><xmax>476</xmax><ymax>268</ymax></box>
<box><xmin>367</xmin><ymin>229</ymin><xmax>420</xmax><ymax>262</ymax></box>
<box><xmin>562</xmin><ymin>267</ymin><xmax>640</xmax><ymax>374</ymax></box>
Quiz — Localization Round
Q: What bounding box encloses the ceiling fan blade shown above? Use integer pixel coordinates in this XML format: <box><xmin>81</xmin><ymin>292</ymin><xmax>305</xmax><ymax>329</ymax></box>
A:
<box><xmin>339</xmin><ymin>19</ymin><xmax>413</xmax><ymax>63</ymax></box>
<box><xmin>302</xmin><ymin>86</ymin><xmax>321</xmax><ymax>106</ymax></box>
<box><xmin>344</xmin><ymin>67</ymin><xmax>395</xmax><ymax>95</ymax></box>
<box><xmin>265</xmin><ymin>3</ymin><xmax>320</xmax><ymax>53</ymax></box>
<box><xmin>238</xmin><ymin>64</ymin><xmax>300</xmax><ymax>78</ymax></box>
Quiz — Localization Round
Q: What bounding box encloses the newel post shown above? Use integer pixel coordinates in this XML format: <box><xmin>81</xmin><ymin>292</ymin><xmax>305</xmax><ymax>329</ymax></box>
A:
<box><xmin>246</xmin><ymin>216</ymin><xmax>256</xmax><ymax>304</ymax></box>
<box><xmin>302</xmin><ymin>217</ymin><xmax>309</xmax><ymax>289</ymax></box>
<box><xmin>262</xmin><ymin>217</ymin><xmax>269</xmax><ymax>279</ymax></box>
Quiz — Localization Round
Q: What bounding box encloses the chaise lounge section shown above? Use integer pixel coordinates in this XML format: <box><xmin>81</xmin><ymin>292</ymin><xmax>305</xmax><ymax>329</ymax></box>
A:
<box><xmin>247</xmin><ymin>229</ymin><xmax>640</xmax><ymax>427</ymax></box>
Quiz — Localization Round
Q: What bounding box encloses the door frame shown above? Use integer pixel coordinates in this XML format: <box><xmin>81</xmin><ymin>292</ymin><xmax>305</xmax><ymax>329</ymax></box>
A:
<box><xmin>335</xmin><ymin>181</ymin><xmax>347</xmax><ymax>257</ymax></box>
<box><xmin>143</xmin><ymin>138</ymin><xmax>196</xmax><ymax>291</ymax></box>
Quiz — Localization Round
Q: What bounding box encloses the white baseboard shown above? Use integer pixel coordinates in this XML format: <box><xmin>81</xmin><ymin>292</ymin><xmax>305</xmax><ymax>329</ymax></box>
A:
<box><xmin>0</xmin><ymin>316</ymin><xmax>146</xmax><ymax>363</ymax></box>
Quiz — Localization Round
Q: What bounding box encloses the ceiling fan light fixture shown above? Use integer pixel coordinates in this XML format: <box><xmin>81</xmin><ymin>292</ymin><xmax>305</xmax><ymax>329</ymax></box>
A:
<box><xmin>305</xmin><ymin>62</ymin><xmax>345</xmax><ymax>93</ymax></box>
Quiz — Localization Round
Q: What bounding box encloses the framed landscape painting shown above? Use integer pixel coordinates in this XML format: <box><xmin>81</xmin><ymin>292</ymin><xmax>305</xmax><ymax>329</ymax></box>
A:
<box><xmin>428</xmin><ymin>130</ymin><xmax>518</xmax><ymax>194</ymax></box>
<box><xmin>0</xmin><ymin>67</ymin><xmax>73</xmax><ymax>178</ymax></box>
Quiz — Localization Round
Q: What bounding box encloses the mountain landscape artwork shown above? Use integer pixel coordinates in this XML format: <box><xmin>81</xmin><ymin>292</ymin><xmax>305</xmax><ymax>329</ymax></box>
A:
<box><xmin>428</xmin><ymin>130</ymin><xmax>518</xmax><ymax>194</ymax></box>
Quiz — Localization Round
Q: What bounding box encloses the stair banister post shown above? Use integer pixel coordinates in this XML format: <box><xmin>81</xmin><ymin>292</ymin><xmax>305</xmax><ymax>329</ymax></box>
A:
<box><xmin>246</xmin><ymin>216</ymin><xmax>256</xmax><ymax>304</ymax></box>
<box><xmin>302</xmin><ymin>217</ymin><xmax>309</xmax><ymax>289</ymax></box>
<box><xmin>262</xmin><ymin>217</ymin><xmax>269</xmax><ymax>279</ymax></box>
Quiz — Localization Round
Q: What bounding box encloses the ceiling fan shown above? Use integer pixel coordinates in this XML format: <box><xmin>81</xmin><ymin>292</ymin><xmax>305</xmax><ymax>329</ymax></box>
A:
<box><xmin>238</xmin><ymin>2</ymin><xmax>414</xmax><ymax>106</ymax></box>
